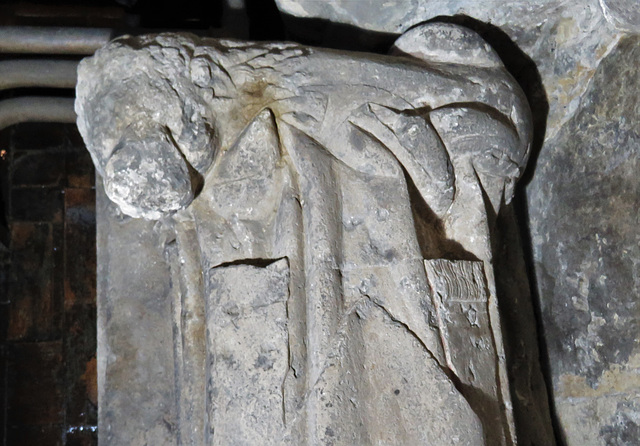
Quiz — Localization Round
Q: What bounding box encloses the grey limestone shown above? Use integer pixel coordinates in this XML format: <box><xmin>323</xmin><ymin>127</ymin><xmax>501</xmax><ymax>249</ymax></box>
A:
<box><xmin>600</xmin><ymin>0</ymin><xmax>640</xmax><ymax>33</ymax></box>
<box><xmin>78</xmin><ymin>23</ymin><xmax>554</xmax><ymax>445</ymax></box>
<box><xmin>527</xmin><ymin>35</ymin><xmax>640</xmax><ymax>446</ymax></box>
<box><xmin>275</xmin><ymin>0</ymin><xmax>622</xmax><ymax>140</ymax></box>
<box><xmin>274</xmin><ymin>2</ymin><xmax>640</xmax><ymax>444</ymax></box>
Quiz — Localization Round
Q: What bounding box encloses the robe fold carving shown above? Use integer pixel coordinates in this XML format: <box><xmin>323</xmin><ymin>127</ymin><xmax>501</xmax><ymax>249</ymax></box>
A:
<box><xmin>77</xmin><ymin>22</ymin><xmax>537</xmax><ymax>445</ymax></box>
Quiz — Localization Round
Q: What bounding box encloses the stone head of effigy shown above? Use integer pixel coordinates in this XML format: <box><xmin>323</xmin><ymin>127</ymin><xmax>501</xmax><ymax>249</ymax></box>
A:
<box><xmin>75</xmin><ymin>34</ymin><xmax>221</xmax><ymax>218</ymax></box>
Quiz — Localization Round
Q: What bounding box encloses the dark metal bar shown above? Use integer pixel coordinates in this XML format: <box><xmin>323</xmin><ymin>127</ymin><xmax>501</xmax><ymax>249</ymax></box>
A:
<box><xmin>0</xmin><ymin>59</ymin><xmax>78</xmax><ymax>90</ymax></box>
<box><xmin>0</xmin><ymin>96</ymin><xmax>76</xmax><ymax>130</ymax></box>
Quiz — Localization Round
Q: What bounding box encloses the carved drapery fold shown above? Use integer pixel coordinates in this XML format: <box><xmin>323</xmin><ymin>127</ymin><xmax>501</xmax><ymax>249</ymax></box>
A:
<box><xmin>78</xmin><ymin>23</ymin><xmax>536</xmax><ymax>445</ymax></box>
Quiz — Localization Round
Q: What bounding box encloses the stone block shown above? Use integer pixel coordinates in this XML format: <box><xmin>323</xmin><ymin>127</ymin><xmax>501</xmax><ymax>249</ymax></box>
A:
<box><xmin>77</xmin><ymin>26</ymin><xmax>550</xmax><ymax>445</ymax></box>
<box><xmin>527</xmin><ymin>35</ymin><xmax>640</xmax><ymax>444</ymax></box>
<box><xmin>96</xmin><ymin>184</ymin><xmax>178</xmax><ymax>446</ymax></box>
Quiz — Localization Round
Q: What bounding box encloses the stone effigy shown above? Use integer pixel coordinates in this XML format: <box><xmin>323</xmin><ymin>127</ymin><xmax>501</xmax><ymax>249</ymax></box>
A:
<box><xmin>76</xmin><ymin>23</ymin><xmax>537</xmax><ymax>445</ymax></box>
<box><xmin>272</xmin><ymin>3</ymin><xmax>640</xmax><ymax>443</ymax></box>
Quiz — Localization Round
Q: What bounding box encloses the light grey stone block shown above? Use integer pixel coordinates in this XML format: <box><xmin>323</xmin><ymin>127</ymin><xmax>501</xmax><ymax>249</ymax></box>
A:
<box><xmin>79</xmin><ymin>24</ymin><xmax>554</xmax><ymax>445</ymax></box>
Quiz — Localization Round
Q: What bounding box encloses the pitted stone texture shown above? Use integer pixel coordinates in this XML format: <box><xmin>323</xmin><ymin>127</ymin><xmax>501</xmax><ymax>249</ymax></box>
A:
<box><xmin>103</xmin><ymin>122</ymin><xmax>193</xmax><ymax>220</ymax></box>
<box><xmin>77</xmin><ymin>28</ymin><xmax>532</xmax><ymax>222</ymax></box>
<box><xmin>96</xmin><ymin>183</ymin><xmax>178</xmax><ymax>446</ymax></box>
<box><xmin>424</xmin><ymin>259</ymin><xmax>507</xmax><ymax>446</ymax></box>
<box><xmin>276</xmin><ymin>0</ymin><xmax>622</xmax><ymax>140</ymax></box>
<box><xmin>527</xmin><ymin>35</ymin><xmax>640</xmax><ymax>445</ymax></box>
<box><xmin>206</xmin><ymin>260</ymin><xmax>290</xmax><ymax>445</ymax></box>
<box><xmin>600</xmin><ymin>0</ymin><xmax>640</xmax><ymax>32</ymax></box>
<box><xmin>75</xmin><ymin>34</ymin><xmax>215</xmax><ymax>176</ymax></box>
<box><xmin>392</xmin><ymin>23</ymin><xmax>502</xmax><ymax>68</ymax></box>
<box><xmin>78</xmin><ymin>28</ymin><xmax>552</xmax><ymax>445</ymax></box>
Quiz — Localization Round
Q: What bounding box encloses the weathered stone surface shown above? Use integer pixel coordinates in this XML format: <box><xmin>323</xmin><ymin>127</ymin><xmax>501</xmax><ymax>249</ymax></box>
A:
<box><xmin>274</xmin><ymin>4</ymin><xmax>639</xmax><ymax>444</ymax></box>
<box><xmin>275</xmin><ymin>0</ymin><xmax>621</xmax><ymax>140</ymax></box>
<box><xmin>527</xmin><ymin>35</ymin><xmax>640</xmax><ymax>445</ymax></box>
<box><xmin>600</xmin><ymin>0</ymin><xmax>640</xmax><ymax>33</ymax></box>
<box><xmin>424</xmin><ymin>259</ymin><xmax>507</xmax><ymax>446</ymax></box>
<box><xmin>78</xmin><ymin>25</ymin><xmax>554</xmax><ymax>445</ymax></box>
<box><xmin>96</xmin><ymin>183</ymin><xmax>178</xmax><ymax>445</ymax></box>
<box><xmin>206</xmin><ymin>259</ymin><xmax>290</xmax><ymax>445</ymax></box>
<box><xmin>103</xmin><ymin>122</ymin><xmax>194</xmax><ymax>220</ymax></box>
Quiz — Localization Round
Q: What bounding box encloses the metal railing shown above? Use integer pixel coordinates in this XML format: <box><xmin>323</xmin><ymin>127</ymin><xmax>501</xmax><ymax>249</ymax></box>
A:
<box><xmin>0</xmin><ymin>26</ymin><xmax>114</xmax><ymax>131</ymax></box>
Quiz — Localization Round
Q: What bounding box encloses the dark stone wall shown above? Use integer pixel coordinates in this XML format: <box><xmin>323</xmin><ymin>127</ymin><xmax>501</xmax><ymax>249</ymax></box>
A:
<box><xmin>527</xmin><ymin>35</ymin><xmax>640</xmax><ymax>444</ymax></box>
<box><xmin>0</xmin><ymin>123</ymin><xmax>97</xmax><ymax>446</ymax></box>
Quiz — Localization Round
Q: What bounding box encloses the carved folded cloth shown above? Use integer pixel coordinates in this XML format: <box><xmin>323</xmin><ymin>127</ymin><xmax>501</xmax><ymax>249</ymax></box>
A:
<box><xmin>75</xmin><ymin>23</ymin><xmax>531</xmax><ymax>220</ymax></box>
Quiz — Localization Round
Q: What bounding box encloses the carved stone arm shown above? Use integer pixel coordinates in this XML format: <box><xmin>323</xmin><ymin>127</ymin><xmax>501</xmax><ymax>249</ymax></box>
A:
<box><xmin>76</xmin><ymin>24</ymin><xmax>531</xmax><ymax>222</ymax></box>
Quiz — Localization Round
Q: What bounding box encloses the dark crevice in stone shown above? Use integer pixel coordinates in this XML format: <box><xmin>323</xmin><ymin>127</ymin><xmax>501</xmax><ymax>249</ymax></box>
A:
<box><xmin>213</xmin><ymin>257</ymin><xmax>285</xmax><ymax>270</ymax></box>
<box><xmin>495</xmin><ymin>201</ymin><xmax>566</xmax><ymax>446</ymax></box>
<box><xmin>278</xmin><ymin>13</ymin><xmax>397</xmax><ymax>54</ymax></box>
<box><xmin>166</xmin><ymin>131</ymin><xmax>205</xmax><ymax>200</ymax></box>
<box><xmin>513</xmin><ymin>196</ymin><xmax>566</xmax><ymax>446</ymax></box>
<box><xmin>128</xmin><ymin>0</ymin><xmax>223</xmax><ymax>29</ymax></box>
<box><xmin>245</xmin><ymin>0</ymin><xmax>286</xmax><ymax>41</ymax></box>
<box><xmin>403</xmin><ymin>168</ymin><xmax>479</xmax><ymax>262</ymax></box>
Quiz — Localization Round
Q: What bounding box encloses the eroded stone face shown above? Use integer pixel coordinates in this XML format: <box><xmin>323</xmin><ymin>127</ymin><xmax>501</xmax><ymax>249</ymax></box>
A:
<box><xmin>78</xmin><ymin>24</ymin><xmax>553</xmax><ymax>445</ymax></box>
<box><xmin>75</xmin><ymin>34</ymin><xmax>216</xmax><ymax>175</ymax></box>
<box><xmin>103</xmin><ymin>122</ymin><xmax>194</xmax><ymax>220</ymax></box>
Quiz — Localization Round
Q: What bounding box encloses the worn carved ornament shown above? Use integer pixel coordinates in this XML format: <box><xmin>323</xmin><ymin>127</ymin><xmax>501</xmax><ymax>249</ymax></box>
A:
<box><xmin>76</xmin><ymin>23</ymin><xmax>532</xmax><ymax>445</ymax></box>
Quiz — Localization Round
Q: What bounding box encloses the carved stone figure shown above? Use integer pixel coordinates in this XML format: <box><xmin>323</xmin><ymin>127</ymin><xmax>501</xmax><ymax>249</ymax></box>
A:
<box><xmin>76</xmin><ymin>23</ymin><xmax>533</xmax><ymax>445</ymax></box>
